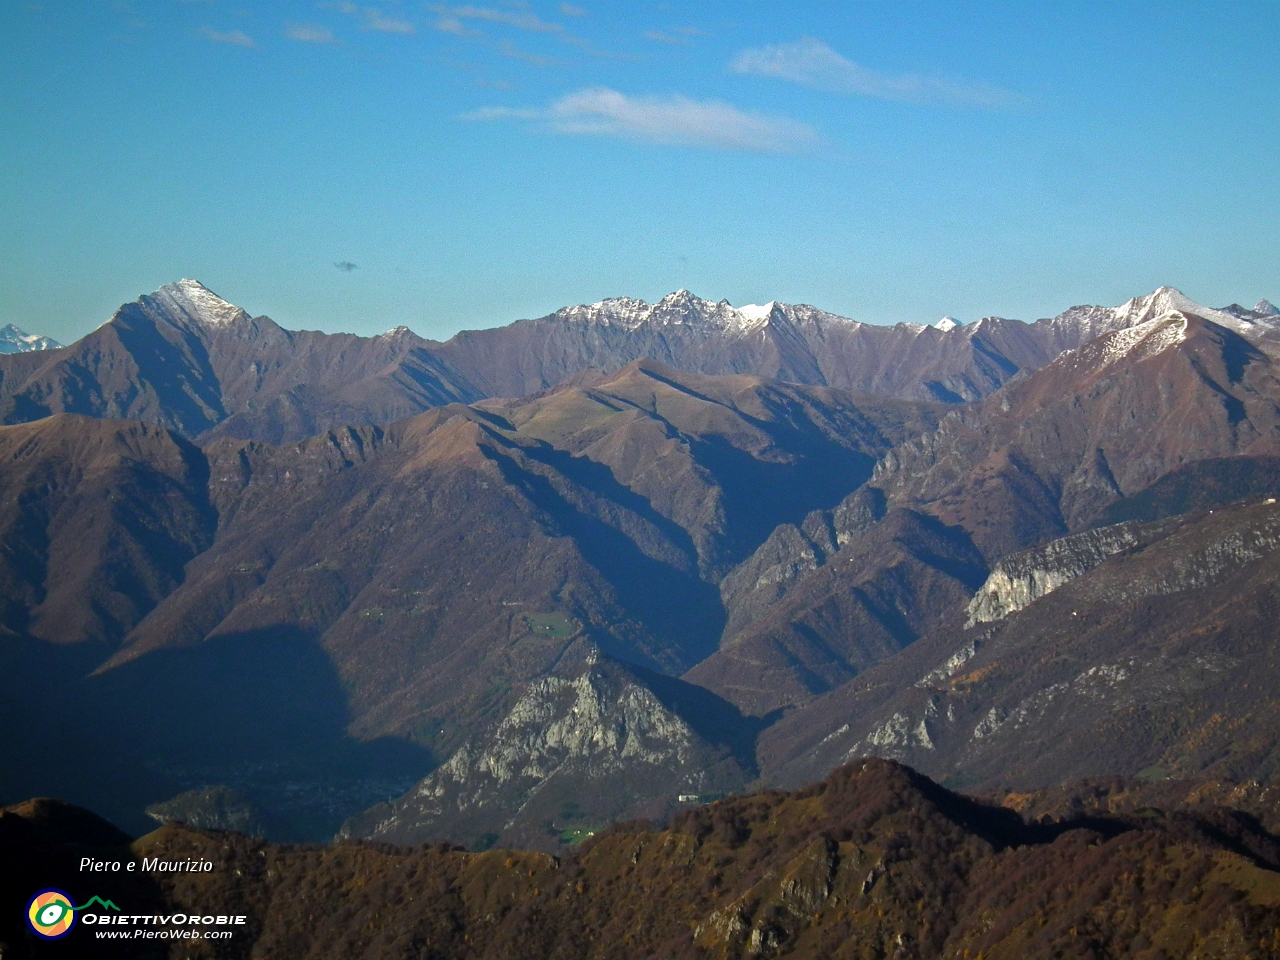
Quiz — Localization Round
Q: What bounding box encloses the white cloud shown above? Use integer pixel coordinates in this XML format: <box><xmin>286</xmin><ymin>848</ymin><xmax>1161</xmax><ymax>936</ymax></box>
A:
<box><xmin>201</xmin><ymin>27</ymin><xmax>254</xmax><ymax>47</ymax></box>
<box><xmin>559</xmin><ymin>3</ymin><xmax>586</xmax><ymax>15</ymax></box>
<box><xmin>286</xmin><ymin>23</ymin><xmax>335</xmax><ymax>43</ymax></box>
<box><xmin>363</xmin><ymin>8</ymin><xmax>414</xmax><ymax>33</ymax></box>
<box><xmin>464</xmin><ymin>87</ymin><xmax>818</xmax><ymax>153</ymax></box>
<box><xmin>319</xmin><ymin>2</ymin><xmax>358</xmax><ymax>13</ymax></box>
<box><xmin>731</xmin><ymin>37</ymin><xmax>1019</xmax><ymax>109</ymax></box>
<box><xmin>427</xmin><ymin>4</ymin><xmax>563</xmax><ymax>33</ymax></box>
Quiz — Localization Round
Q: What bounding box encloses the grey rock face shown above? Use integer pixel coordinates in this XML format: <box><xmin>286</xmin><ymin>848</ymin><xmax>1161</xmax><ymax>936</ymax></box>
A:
<box><xmin>340</xmin><ymin>648</ymin><xmax>751</xmax><ymax>850</ymax></box>
<box><xmin>145</xmin><ymin>785</ymin><xmax>268</xmax><ymax>835</ymax></box>
<box><xmin>964</xmin><ymin>520</ymin><xmax>1153</xmax><ymax>625</ymax></box>
<box><xmin>718</xmin><ymin>487</ymin><xmax>886</xmax><ymax>637</ymax></box>
<box><xmin>760</xmin><ymin>498</ymin><xmax>1280</xmax><ymax>793</ymax></box>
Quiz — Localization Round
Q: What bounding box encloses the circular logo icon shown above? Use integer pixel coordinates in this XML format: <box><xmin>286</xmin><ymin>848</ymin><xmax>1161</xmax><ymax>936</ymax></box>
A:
<box><xmin>27</xmin><ymin>889</ymin><xmax>77</xmax><ymax>940</ymax></box>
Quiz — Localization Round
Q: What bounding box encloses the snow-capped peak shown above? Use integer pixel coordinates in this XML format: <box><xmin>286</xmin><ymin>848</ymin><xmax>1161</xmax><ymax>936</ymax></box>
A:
<box><xmin>150</xmin><ymin>279</ymin><xmax>250</xmax><ymax>327</ymax></box>
<box><xmin>736</xmin><ymin>302</ymin><xmax>776</xmax><ymax>324</ymax></box>
<box><xmin>555</xmin><ymin>291</ymin><xmax>782</xmax><ymax>334</ymax></box>
<box><xmin>934</xmin><ymin>316</ymin><xmax>959</xmax><ymax>332</ymax></box>
<box><xmin>555</xmin><ymin>297</ymin><xmax>652</xmax><ymax>329</ymax></box>
<box><xmin>0</xmin><ymin>323</ymin><xmax>61</xmax><ymax>354</ymax></box>
<box><xmin>1255</xmin><ymin>299</ymin><xmax>1278</xmax><ymax>317</ymax></box>
<box><xmin>1112</xmin><ymin>286</ymin><xmax>1250</xmax><ymax>334</ymax></box>
<box><xmin>1053</xmin><ymin>312</ymin><xmax>1191</xmax><ymax>378</ymax></box>
<box><xmin>1048</xmin><ymin>286</ymin><xmax>1264</xmax><ymax>345</ymax></box>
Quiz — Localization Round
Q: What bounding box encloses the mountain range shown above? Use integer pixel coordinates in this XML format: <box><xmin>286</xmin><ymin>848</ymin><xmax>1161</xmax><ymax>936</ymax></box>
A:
<box><xmin>4</xmin><ymin>279</ymin><xmax>1280</xmax><ymax>869</ymax></box>
<box><xmin>6</xmin><ymin>280</ymin><xmax>1277</xmax><ymax>446</ymax></box>
<box><xmin>0</xmin><ymin>323</ymin><xmax>60</xmax><ymax>354</ymax></box>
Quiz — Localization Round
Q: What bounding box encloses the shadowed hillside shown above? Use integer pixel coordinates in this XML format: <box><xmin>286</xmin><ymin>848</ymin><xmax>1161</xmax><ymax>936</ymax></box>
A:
<box><xmin>4</xmin><ymin>760</ymin><xmax>1280</xmax><ymax>959</ymax></box>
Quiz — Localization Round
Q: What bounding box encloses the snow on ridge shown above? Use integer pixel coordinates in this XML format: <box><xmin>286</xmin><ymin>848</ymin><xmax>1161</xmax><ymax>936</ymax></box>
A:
<box><xmin>153</xmin><ymin>279</ymin><xmax>250</xmax><ymax>326</ymax></box>
<box><xmin>934</xmin><ymin>316</ymin><xmax>959</xmax><ymax>332</ymax></box>
<box><xmin>552</xmin><ymin>292</ymin><xmax>862</xmax><ymax>334</ymax></box>
<box><xmin>1111</xmin><ymin>286</ymin><xmax>1252</xmax><ymax>336</ymax></box>
<box><xmin>736</xmin><ymin>302</ymin><xmax>776</xmax><ymax>324</ymax></box>
<box><xmin>0</xmin><ymin>323</ymin><xmax>61</xmax><ymax>353</ymax></box>
<box><xmin>1096</xmin><ymin>314</ymin><xmax>1189</xmax><ymax>365</ymax></box>
<box><xmin>1044</xmin><ymin>312</ymin><xmax>1192</xmax><ymax>379</ymax></box>
<box><xmin>556</xmin><ymin>296</ymin><xmax>653</xmax><ymax>329</ymax></box>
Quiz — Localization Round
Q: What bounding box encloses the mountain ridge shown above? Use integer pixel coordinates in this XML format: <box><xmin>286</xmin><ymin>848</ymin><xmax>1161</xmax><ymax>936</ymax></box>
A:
<box><xmin>5</xmin><ymin>281</ymin><xmax>1273</xmax><ymax>445</ymax></box>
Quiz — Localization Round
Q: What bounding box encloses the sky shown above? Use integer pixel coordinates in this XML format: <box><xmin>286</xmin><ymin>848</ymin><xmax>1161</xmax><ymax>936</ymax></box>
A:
<box><xmin>2</xmin><ymin>1</ymin><xmax>1278</xmax><ymax>345</ymax></box>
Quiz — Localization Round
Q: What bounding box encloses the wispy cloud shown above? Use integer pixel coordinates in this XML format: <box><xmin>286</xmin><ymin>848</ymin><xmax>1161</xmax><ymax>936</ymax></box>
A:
<box><xmin>731</xmin><ymin>37</ymin><xmax>1019</xmax><ymax>109</ymax></box>
<box><xmin>286</xmin><ymin>23</ymin><xmax>335</xmax><ymax>43</ymax></box>
<box><xmin>560</xmin><ymin>34</ymin><xmax>640</xmax><ymax>61</ymax></box>
<box><xmin>363</xmin><ymin>8</ymin><xmax>414</xmax><ymax>33</ymax></box>
<box><xmin>558</xmin><ymin>3</ymin><xmax>585</xmax><ymax>15</ymax></box>
<box><xmin>435</xmin><ymin>16</ymin><xmax>479</xmax><ymax>36</ymax></box>
<box><xmin>201</xmin><ymin>26</ymin><xmax>254</xmax><ymax>47</ymax></box>
<box><xmin>427</xmin><ymin>4</ymin><xmax>564</xmax><ymax>33</ymax></box>
<box><xmin>334</xmin><ymin>261</ymin><xmax>358</xmax><ymax>272</ymax></box>
<box><xmin>643</xmin><ymin>30</ymin><xmax>688</xmax><ymax>46</ymax></box>
<box><xmin>496</xmin><ymin>40</ymin><xmax>555</xmax><ymax>66</ymax></box>
<box><xmin>464</xmin><ymin>87</ymin><xmax>818</xmax><ymax>153</ymax></box>
<box><xmin>322</xmin><ymin>3</ymin><xmax>414</xmax><ymax>34</ymax></box>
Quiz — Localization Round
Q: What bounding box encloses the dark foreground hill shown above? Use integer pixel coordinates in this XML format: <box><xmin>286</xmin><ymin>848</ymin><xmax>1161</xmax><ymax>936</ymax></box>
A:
<box><xmin>5</xmin><ymin>759</ymin><xmax>1280</xmax><ymax>960</ymax></box>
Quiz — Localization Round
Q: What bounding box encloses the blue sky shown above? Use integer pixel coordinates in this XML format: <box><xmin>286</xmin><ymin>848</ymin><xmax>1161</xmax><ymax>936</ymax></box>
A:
<box><xmin>2</xmin><ymin>1</ymin><xmax>1277</xmax><ymax>344</ymax></box>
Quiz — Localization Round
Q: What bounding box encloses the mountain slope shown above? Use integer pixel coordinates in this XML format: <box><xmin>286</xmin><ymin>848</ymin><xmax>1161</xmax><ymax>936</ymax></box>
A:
<box><xmin>685</xmin><ymin>506</ymin><xmax>987</xmax><ymax>716</ymax></box>
<box><xmin>761</xmin><ymin>498</ymin><xmax>1280</xmax><ymax>796</ymax></box>
<box><xmin>685</xmin><ymin>310</ymin><xmax>1280</xmax><ymax>718</ymax></box>
<box><xmin>436</xmin><ymin>287</ymin><xmax>1227</xmax><ymax>405</ymax></box>
<box><xmin>0</xmin><ymin>280</ymin><xmax>482</xmax><ymax>442</ymax></box>
<box><xmin>0</xmin><ymin>415</ymin><xmax>215</xmax><ymax>649</ymax></box>
<box><xmin>0</xmin><ymin>415</ymin><xmax>217</xmax><ymax>830</ymax></box>
<box><xmin>0</xmin><ymin>363</ymin><xmax>920</xmax><ymax>839</ymax></box>
<box><xmin>874</xmin><ymin>311</ymin><xmax>1280</xmax><ymax>560</ymax></box>
<box><xmin>339</xmin><ymin>646</ymin><xmax>761</xmax><ymax>851</ymax></box>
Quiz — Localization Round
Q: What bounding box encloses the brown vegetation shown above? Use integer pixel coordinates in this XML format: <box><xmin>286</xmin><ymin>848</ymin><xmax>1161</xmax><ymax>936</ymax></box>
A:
<box><xmin>5</xmin><ymin>759</ymin><xmax>1280</xmax><ymax>959</ymax></box>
